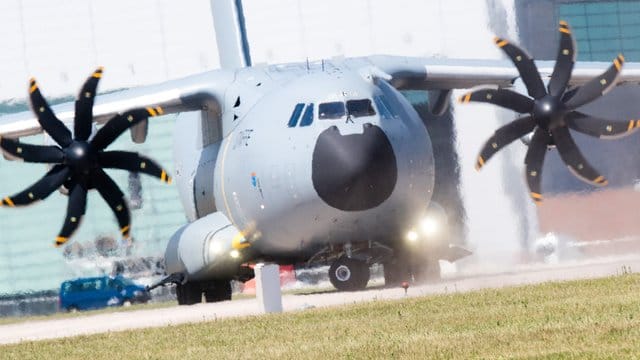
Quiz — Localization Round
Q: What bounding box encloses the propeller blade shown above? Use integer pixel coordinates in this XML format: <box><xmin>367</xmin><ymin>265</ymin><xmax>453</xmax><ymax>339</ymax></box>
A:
<box><xmin>494</xmin><ymin>37</ymin><xmax>547</xmax><ymax>99</ymax></box>
<box><xmin>74</xmin><ymin>67</ymin><xmax>103</xmax><ymax>141</ymax></box>
<box><xmin>1</xmin><ymin>165</ymin><xmax>70</xmax><ymax>207</ymax></box>
<box><xmin>459</xmin><ymin>87</ymin><xmax>534</xmax><ymax>114</ymax></box>
<box><xmin>0</xmin><ymin>137</ymin><xmax>63</xmax><ymax>163</ymax></box>
<box><xmin>99</xmin><ymin>151</ymin><xmax>172</xmax><ymax>184</ymax></box>
<box><xmin>547</xmin><ymin>21</ymin><xmax>576</xmax><ymax>97</ymax></box>
<box><xmin>28</xmin><ymin>78</ymin><xmax>72</xmax><ymax>147</ymax></box>
<box><xmin>551</xmin><ymin>125</ymin><xmax>608</xmax><ymax>186</ymax></box>
<box><xmin>524</xmin><ymin>128</ymin><xmax>550</xmax><ymax>204</ymax></box>
<box><xmin>475</xmin><ymin>116</ymin><xmax>536</xmax><ymax>170</ymax></box>
<box><xmin>93</xmin><ymin>169</ymin><xmax>132</xmax><ymax>239</ymax></box>
<box><xmin>91</xmin><ymin>107</ymin><xmax>164</xmax><ymax>150</ymax></box>
<box><xmin>565</xmin><ymin>111</ymin><xmax>640</xmax><ymax>139</ymax></box>
<box><xmin>55</xmin><ymin>182</ymin><xmax>87</xmax><ymax>247</ymax></box>
<box><xmin>564</xmin><ymin>54</ymin><xmax>625</xmax><ymax>110</ymax></box>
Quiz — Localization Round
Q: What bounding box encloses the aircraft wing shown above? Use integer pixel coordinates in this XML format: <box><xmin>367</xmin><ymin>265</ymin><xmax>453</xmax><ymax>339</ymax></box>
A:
<box><xmin>357</xmin><ymin>55</ymin><xmax>640</xmax><ymax>90</ymax></box>
<box><xmin>0</xmin><ymin>69</ymin><xmax>234</xmax><ymax>139</ymax></box>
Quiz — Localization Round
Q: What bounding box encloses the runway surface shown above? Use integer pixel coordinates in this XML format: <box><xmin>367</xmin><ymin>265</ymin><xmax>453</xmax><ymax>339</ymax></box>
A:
<box><xmin>1</xmin><ymin>254</ymin><xmax>639</xmax><ymax>345</ymax></box>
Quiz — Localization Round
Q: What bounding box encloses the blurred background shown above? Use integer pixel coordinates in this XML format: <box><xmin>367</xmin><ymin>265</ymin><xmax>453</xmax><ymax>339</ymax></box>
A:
<box><xmin>1</xmin><ymin>0</ymin><xmax>639</xmax><ymax>311</ymax></box>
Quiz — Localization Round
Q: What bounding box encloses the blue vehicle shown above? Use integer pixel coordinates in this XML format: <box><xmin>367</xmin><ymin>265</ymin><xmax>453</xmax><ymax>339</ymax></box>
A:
<box><xmin>59</xmin><ymin>276</ymin><xmax>150</xmax><ymax>312</ymax></box>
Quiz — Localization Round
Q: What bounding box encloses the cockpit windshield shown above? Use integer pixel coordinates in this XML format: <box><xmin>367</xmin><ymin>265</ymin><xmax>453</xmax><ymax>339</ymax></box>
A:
<box><xmin>346</xmin><ymin>99</ymin><xmax>376</xmax><ymax>118</ymax></box>
<box><xmin>319</xmin><ymin>102</ymin><xmax>346</xmax><ymax>119</ymax></box>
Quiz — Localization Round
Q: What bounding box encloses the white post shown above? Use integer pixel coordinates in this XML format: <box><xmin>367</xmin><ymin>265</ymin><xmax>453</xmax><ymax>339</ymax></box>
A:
<box><xmin>255</xmin><ymin>263</ymin><xmax>283</xmax><ymax>313</ymax></box>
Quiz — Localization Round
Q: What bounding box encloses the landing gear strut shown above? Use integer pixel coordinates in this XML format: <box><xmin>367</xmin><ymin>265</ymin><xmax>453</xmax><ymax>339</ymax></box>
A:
<box><xmin>329</xmin><ymin>256</ymin><xmax>370</xmax><ymax>291</ymax></box>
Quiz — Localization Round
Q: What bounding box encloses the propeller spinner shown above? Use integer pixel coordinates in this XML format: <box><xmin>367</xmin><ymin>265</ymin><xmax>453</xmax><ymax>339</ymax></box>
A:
<box><xmin>459</xmin><ymin>21</ymin><xmax>635</xmax><ymax>204</ymax></box>
<box><xmin>0</xmin><ymin>68</ymin><xmax>172</xmax><ymax>246</ymax></box>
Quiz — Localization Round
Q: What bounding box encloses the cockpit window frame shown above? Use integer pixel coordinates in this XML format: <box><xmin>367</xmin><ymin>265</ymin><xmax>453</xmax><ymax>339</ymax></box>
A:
<box><xmin>299</xmin><ymin>103</ymin><xmax>315</xmax><ymax>127</ymax></box>
<box><xmin>373</xmin><ymin>96</ymin><xmax>394</xmax><ymax>119</ymax></box>
<box><xmin>319</xmin><ymin>101</ymin><xmax>346</xmax><ymax>120</ymax></box>
<box><xmin>288</xmin><ymin>103</ymin><xmax>305</xmax><ymax>128</ymax></box>
<box><xmin>346</xmin><ymin>99</ymin><xmax>376</xmax><ymax>118</ymax></box>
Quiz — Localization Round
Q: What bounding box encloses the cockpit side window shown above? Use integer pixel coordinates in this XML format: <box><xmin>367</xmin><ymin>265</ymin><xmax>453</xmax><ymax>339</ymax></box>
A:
<box><xmin>299</xmin><ymin>103</ymin><xmax>314</xmax><ymax>127</ymax></box>
<box><xmin>288</xmin><ymin>103</ymin><xmax>305</xmax><ymax>127</ymax></box>
<box><xmin>347</xmin><ymin>99</ymin><xmax>376</xmax><ymax>118</ymax></box>
<box><xmin>319</xmin><ymin>102</ymin><xmax>346</xmax><ymax>120</ymax></box>
<box><xmin>373</xmin><ymin>96</ymin><xmax>394</xmax><ymax>119</ymax></box>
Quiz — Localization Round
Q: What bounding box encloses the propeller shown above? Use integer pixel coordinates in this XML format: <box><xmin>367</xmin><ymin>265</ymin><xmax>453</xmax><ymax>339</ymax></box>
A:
<box><xmin>459</xmin><ymin>21</ymin><xmax>632</xmax><ymax>204</ymax></box>
<box><xmin>0</xmin><ymin>68</ymin><xmax>172</xmax><ymax>246</ymax></box>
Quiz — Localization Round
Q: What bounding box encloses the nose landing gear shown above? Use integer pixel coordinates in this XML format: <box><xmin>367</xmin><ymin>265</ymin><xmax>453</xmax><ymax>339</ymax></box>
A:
<box><xmin>328</xmin><ymin>256</ymin><xmax>370</xmax><ymax>291</ymax></box>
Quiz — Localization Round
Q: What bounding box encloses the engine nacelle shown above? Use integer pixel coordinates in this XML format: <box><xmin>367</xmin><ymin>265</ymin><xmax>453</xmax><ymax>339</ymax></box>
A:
<box><xmin>164</xmin><ymin>212</ymin><xmax>248</xmax><ymax>281</ymax></box>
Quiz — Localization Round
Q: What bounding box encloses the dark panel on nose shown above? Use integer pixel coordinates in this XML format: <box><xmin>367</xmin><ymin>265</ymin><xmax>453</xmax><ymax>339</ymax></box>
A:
<box><xmin>312</xmin><ymin>124</ymin><xmax>397</xmax><ymax>211</ymax></box>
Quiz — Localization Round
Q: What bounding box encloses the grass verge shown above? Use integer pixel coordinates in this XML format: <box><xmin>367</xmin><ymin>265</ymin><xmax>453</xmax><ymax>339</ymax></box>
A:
<box><xmin>3</xmin><ymin>273</ymin><xmax>640</xmax><ymax>359</ymax></box>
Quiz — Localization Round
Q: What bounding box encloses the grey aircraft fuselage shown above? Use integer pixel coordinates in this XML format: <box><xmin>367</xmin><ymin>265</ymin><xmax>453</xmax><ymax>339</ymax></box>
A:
<box><xmin>167</xmin><ymin>59</ymin><xmax>434</xmax><ymax>280</ymax></box>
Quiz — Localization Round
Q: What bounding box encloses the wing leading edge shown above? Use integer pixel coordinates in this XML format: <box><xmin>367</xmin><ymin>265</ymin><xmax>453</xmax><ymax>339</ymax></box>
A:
<box><xmin>0</xmin><ymin>69</ymin><xmax>234</xmax><ymax>139</ymax></box>
<box><xmin>354</xmin><ymin>55</ymin><xmax>640</xmax><ymax>90</ymax></box>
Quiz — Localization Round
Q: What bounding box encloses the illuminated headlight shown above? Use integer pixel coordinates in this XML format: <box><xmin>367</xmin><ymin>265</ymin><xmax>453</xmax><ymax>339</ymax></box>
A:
<box><xmin>420</xmin><ymin>217</ymin><xmax>439</xmax><ymax>236</ymax></box>
<box><xmin>406</xmin><ymin>230</ymin><xmax>419</xmax><ymax>243</ymax></box>
<box><xmin>230</xmin><ymin>249</ymin><xmax>241</xmax><ymax>259</ymax></box>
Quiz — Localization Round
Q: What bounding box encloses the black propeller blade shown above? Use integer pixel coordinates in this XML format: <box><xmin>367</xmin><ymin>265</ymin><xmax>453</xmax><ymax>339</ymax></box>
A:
<box><xmin>0</xmin><ymin>68</ymin><xmax>171</xmax><ymax>246</ymax></box>
<box><xmin>459</xmin><ymin>21</ymin><xmax>633</xmax><ymax>204</ymax></box>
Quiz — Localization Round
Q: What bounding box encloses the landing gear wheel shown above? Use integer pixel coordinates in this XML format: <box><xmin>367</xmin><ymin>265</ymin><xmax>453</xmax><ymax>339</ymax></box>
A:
<box><xmin>204</xmin><ymin>280</ymin><xmax>232</xmax><ymax>302</ymax></box>
<box><xmin>329</xmin><ymin>257</ymin><xmax>370</xmax><ymax>291</ymax></box>
<box><xmin>176</xmin><ymin>282</ymin><xmax>202</xmax><ymax>305</ymax></box>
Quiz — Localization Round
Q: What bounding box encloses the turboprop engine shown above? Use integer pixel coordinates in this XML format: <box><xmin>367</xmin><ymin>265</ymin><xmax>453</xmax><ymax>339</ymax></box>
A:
<box><xmin>164</xmin><ymin>212</ymin><xmax>249</xmax><ymax>281</ymax></box>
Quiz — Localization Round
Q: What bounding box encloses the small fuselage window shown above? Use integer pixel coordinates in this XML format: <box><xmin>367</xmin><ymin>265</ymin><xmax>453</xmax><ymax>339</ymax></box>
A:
<box><xmin>288</xmin><ymin>103</ymin><xmax>306</xmax><ymax>127</ymax></box>
<box><xmin>299</xmin><ymin>103</ymin><xmax>314</xmax><ymax>127</ymax></box>
<box><xmin>347</xmin><ymin>99</ymin><xmax>376</xmax><ymax>118</ymax></box>
<box><xmin>319</xmin><ymin>102</ymin><xmax>346</xmax><ymax>120</ymax></box>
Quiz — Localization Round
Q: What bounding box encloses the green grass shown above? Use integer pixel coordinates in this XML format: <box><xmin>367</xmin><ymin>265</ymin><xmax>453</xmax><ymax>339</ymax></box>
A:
<box><xmin>3</xmin><ymin>274</ymin><xmax>640</xmax><ymax>359</ymax></box>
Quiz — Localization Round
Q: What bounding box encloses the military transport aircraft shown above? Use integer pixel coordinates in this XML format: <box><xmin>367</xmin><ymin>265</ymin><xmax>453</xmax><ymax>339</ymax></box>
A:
<box><xmin>1</xmin><ymin>4</ymin><xmax>640</xmax><ymax>304</ymax></box>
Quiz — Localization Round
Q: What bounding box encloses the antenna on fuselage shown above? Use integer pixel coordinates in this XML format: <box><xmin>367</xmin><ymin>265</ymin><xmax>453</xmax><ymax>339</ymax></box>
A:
<box><xmin>210</xmin><ymin>0</ymin><xmax>252</xmax><ymax>69</ymax></box>
<box><xmin>306</xmin><ymin>58</ymin><xmax>310</xmax><ymax>73</ymax></box>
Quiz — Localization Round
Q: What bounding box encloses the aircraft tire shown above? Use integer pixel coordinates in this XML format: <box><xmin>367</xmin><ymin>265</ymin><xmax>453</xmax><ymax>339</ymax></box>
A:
<box><xmin>204</xmin><ymin>280</ymin><xmax>232</xmax><ymax>302</ymax></box>
<box><xmin>176</xmin><ymin>282</ymin><xmax>202</xmax><ymax>305</ymax></box>
<box><xmin>329</xmin><ymin>257</ymin><xmax>370</xmax><ymax>291</ymax></box>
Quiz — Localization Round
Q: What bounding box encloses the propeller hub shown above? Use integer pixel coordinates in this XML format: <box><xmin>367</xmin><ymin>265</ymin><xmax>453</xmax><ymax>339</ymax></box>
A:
<box><xmin>64</xmin><ymin>141</ymin><xmax>96</xmax><ymax>173</ymax></box>
<box><xmin>533</xmin><ymin>95</ymin><xmax>566</xmax><ymax>129</ymax></box>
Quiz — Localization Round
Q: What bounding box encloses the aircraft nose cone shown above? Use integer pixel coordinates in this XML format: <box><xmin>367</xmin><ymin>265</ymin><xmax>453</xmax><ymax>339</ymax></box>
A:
<box><xmin>312</xmin><ymin>124</ymin><xmax>397</xmax><ymax>211</ymax></box>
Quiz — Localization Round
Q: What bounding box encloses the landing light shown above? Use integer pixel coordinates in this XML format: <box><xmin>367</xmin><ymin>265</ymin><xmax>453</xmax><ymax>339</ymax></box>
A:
<box><xmin>420</xmin><ymin>217</ymin><xmax>439</xmax><ymax>236</ymax></box>
<box><xmin>406</xmin><ymin>230</ymin><xmax>419</xmax><ymax>243</ymax></box>
<box><xmin>230</xmin><ymin>250</ymin><xmax>240</xmax><ymax>259</ymax></box>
